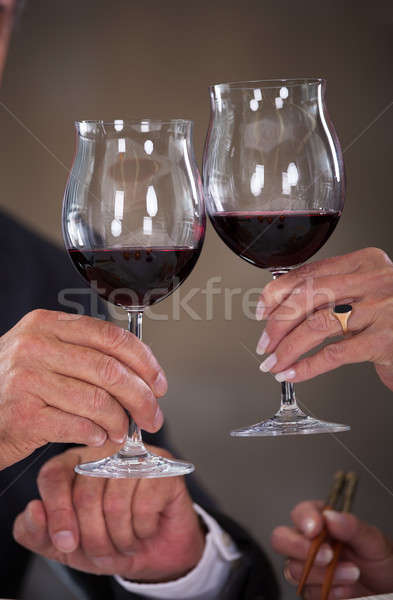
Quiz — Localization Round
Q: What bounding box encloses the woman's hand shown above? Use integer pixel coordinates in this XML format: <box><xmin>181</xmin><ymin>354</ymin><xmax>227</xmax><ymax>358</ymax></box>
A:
<box><xmin>255</xmin><ymin>247</ymin><xmax>393</xmax><ymax>390</ymax></box>
<box><xmin>271</xmin><ymin>500</ymin><xmax>393</xmax><ymax>599</ymax></box>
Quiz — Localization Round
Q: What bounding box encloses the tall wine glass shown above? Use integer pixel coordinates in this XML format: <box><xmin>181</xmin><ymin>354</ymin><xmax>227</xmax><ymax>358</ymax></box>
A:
<box><xmin>63</xmin><ymin>119</ymin><xmax>205</xmax><ymax>476</ymax></box>
<box><xmin>203</xmin><ymin>79</ymin><xmax>350</xmax><ymax>436</ymax></box>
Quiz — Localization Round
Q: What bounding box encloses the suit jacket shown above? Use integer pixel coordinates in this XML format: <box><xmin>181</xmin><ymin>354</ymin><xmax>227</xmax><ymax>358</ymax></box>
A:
<box><xmin>0</xmin><ymin>211</ymin><xmax>279</xmax><ymax>600</ymax></box>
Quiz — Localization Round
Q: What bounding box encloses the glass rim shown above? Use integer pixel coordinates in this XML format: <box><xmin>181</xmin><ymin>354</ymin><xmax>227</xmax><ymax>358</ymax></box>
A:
<box><xmin>210</xmin><ymin>77</ymin><xmax>326</xmax><ymax>91</ymax></box>
<box><xmin>75</xmin><ymin>118</ymin><xmax>193</xmax><ymax>127</ymax></box>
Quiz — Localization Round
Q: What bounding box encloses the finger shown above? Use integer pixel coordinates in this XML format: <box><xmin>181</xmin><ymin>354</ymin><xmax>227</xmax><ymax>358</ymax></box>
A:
<box><xmin>13</xmin><ymin>499</ymin><xmax>51</xmax><ymax>553</ymax></box>
<box><xmin>323</xmin><ymin>510</ymin><xmax>393</xmax><ymax>561</ymax></box>
<box><xmin>258</xmin><ymin>283</ymin><xmax>378</xmax><ymax>358</ymax></box>
<box><xmin>73</xmin><ymin>475</ymin><xmax>117</xmax><ymax>569</ymax></box>
<box><xmin>256</xmin><ymin>252</ymin><xmax>363</xmax><ymax>321</ymax></box>
<box><xmin>302</xmin><ymin>584</ymin><xmax>356</xmax><ymax>600</ymax></box>
<box><xmin>267</xmin><ymin>331</ymin><xmax>375</xmax><ymax>383</ymax></box>
<box><xmin>290</xmin><ymin>501</ymin><xmax>325</xmax><ymax>537</ymax></box>
<box><xmin>34</xmin><ymin>405</ymin><xmax>108</xmax><ymax>447</ymax></box>
<box><xmin>132</xmin><ymin>477</ymin><xmax>176</xmax><ymax>540</ymax></box>
<box><xmin>27</xmin><ymin>368</ymin><xmax>128</xmax><ymax>445</ymax></box>
<box><xmin>37</xmin><ymin>451</ymin><xmax>80</xmax><ymax>553</ymax></box>
<box><xmin>103</xmin><ymin>478</ymin><xmax>138</xmax><ymax>554</ymax></box>
<box><xmin>271</xmin><ymin>526</ymin><xmax>333</xmax><ymax>565</ymax></box>
<box><xmin>263</xmin><ymin>302</ymin><xmax>375</xmax><ymax>377</ymax></box>
<box><xmin>286</xmin><ymin>559</ymin><xmax>360</xmax><ymax>586</ymax></box>
<box><xmin>256</xmin><ymin>247</ymin><xmax>392</xmax><ymax>321</ymax></box>
<box><xmin>22</xmin><ymin>311</ymin><xmax>167</xmax><ymax>397</ymax></box>
<box><xmin>260</xmin><ymin>270</ymin><xmax>365</xmax><ymax>343</ymax></box>
<box><xmin>25</xmin><ymin>337</ymin><xmax>163</xmax><ymax>433</ymax></box>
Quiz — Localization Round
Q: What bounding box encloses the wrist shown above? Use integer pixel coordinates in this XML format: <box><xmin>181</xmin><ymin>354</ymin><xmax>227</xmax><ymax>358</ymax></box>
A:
<box><xmin>123</xmin><ymin>512</ymin><xmax>206</xmax><ymax>583</ymax></box>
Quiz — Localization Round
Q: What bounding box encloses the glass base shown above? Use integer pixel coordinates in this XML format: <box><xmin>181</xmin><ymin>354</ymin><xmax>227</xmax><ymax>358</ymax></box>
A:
<box><xmin>231</xmin><ymin>409</ymin><xmax>350</xmax><ymax>437</ymax></box>
<box><xmin>75</xmin><ymin>451</ymin><xmax>195</xmax><ymax>479</ymax></box>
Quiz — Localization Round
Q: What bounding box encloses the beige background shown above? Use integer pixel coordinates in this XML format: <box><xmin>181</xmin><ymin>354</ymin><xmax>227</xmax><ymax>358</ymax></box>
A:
<box><xmin>1</xmin><ymin>1</ymin><xmax>392</xmax><ymax>598</ymax></box>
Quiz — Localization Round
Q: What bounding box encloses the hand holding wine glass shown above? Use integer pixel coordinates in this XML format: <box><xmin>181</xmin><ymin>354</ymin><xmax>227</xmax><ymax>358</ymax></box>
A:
<box><xmin>63</xmin><ymin>119</ymin><xmax>205</xmax><ymax>477</ymax></box>
<box><xmin>0</xmin><ymin>309</ymin><xmax>166</xmax><ymax>471</ymax></box>
<box><xmin>255</xmin><ymin>246</ymin><xmax>393</xmax><ymax>387</ymax></box>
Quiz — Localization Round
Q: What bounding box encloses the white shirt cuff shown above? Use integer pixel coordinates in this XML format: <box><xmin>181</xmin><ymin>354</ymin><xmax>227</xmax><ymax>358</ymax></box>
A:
<box><xmin>114</xmin><ymin>503</ymin><xmax>241</xmax><ymax>600</ymax></box>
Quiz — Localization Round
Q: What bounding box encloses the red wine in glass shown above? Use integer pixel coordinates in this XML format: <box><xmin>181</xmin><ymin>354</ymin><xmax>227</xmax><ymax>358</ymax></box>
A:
<box><xmin>68</xmin><ymin>246</ymin><xmax>201</xmax><ymax>309</ymax></box>
<box><xmin>210</xmin><ymin>210</ymin><xmax>341</xmax><ymax>269</ymax></box>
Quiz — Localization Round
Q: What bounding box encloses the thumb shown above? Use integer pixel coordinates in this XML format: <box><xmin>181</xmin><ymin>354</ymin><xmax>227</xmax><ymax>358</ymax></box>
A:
<box><xmin>323</xmin><ymin>510</ymin><xmax>391</xmax><ymax>561</ymax></box>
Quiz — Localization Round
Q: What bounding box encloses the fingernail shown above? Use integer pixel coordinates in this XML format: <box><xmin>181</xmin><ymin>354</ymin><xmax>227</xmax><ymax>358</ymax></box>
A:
<box><xmin>154</xmin><ymin>371</ymin><xmax>167</xmax><ymax>396</ymax></box>
<box><xmin>302</xmin><ymin>517</ymin><xmax>317</xmax><ymax>536</ymax></box>
<box><xmin>53</xmin><ymin>530</ymin><xmax>77</xmax><ymax>553</ymax></box>
<box><xmin>315</xmin><ymin>545</ymin><xmax>333</xmax><ymax>565</ymax></box>
<box><xmin>275</xmin><ymin>369</ymin><xmax>296</xmax><ymax>382</ymax></box>
<box><xmin>111</xmin><ymin>432</ymin><xmax>127</xmax><ymax>445</ymax></box>
<box><xmin>259</xmin><ymin>353</ymin><xmax>277</xmax><ymax>372</ymax></box>
<box><xmin>335</xmin><ymin>565</ymin><xmax>360</xmax><ymax>583</ymax></box>
<box><xmin>25</xmin><ymin>506</ymin><xmax>38</xmax><ymax>532</ymax></box>
<box><xmin>256</xmin><ymin>331</ymin><xmax>270</xmax><ymax>355</ymax></box>
<box><xmin>256</xmin><ymin>299</ymin><xmax>265</xmax><ymax>321</ymax></box>
<box><xmin>92</xmin><ymin>431</ymin><xmax>107</xmax><ymax>447</ymax></box>
<box><xmin>323</xmin><ymin>509</ymin><xmax>345</xmax><ymax>526</ymax></box>
<box><xmin>154</xmin><ymin>406</ymin><xmax>164</xmax><ymax>429</ymax></box>
<box><xmin>283</xmin><ymin>565</ymin><xmax>297</xmax><ymax>585</ymax></box>
<box><xmin>92</xmin><ymin>556</ymin><xmax>114</xmax><ymax>569</ymax></box>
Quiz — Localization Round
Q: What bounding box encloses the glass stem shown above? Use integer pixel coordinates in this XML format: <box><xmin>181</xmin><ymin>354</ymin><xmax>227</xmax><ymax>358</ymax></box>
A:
<box><xmin>118</xmin><ymin>311</ymin><xmax>148</xmax><ymax>458</ymax></box>
<box><xmin>271</xmin><ymin>270</ymin><xmax>301</xmax><ymax>415</ymax></box>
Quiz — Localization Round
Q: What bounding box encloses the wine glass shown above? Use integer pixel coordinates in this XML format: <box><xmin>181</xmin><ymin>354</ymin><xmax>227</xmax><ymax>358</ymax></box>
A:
<box><xmin>63</xmin><ymin>119</ymin><xmax>205</xmax><ymax>476</ymax></box>
<box><xmin>203</xmin><ymin>78</ymin><xmax>350</xmax><ymax>436</ymax></box>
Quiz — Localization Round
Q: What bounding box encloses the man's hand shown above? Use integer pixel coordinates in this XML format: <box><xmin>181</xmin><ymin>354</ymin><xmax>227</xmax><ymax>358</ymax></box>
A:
<box><xmin>255</xmin><ymin>247</ymin><xmax>393</xmax><ymax>391</ymax></box>
<box><xmin>13</xmin><ymin>444</ymin><xmax>205</xmax><ymax>582</ymax></box>
<box><xmin>0</xmin><ymin>309</ymin><xmax>167</xmax><ymax>470</ymax></box>
<box><xmin>271</xmin><ymin>500</ymin><xmax>393</xmax><ymax>599</ymax></box>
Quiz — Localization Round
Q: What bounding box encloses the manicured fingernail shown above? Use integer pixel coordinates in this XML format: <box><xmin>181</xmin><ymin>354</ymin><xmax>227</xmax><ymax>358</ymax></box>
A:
<box><xmin>323</xmin><ymin>509</ymin><xmax>345</xmax><ymax>525</ymax></box>
<box><xmin>275</xmin><ymin>369</ymin><xmax>296</xmax><ymax>382</ymax></box>
<box><xmin>256</xmin><ymin>299</ymin><xmax>265</xmax><ymax>321</ymax></box>
<box><xmin>154</xmin><ymin>406</ymin><xmax>164</xmax><ymax>428</ymax></box>
<box><xmin>302</xmin><ymin>517</ymin><xmax>317</xmax><ymax>536</ymax></box>
<box><xmin>256</xmin><ymin>331</ymin><xmax>270</xmax><ymax>355</ymax></box>
<box><xmin>53</xmin><ymin>530</ymin><xmax>77</xmax><ymax>553</ymax></box>
<box><xmin>92</xmin><ymin>431</ymin><xmax>107</xmax><ymax>447</ymax></box>
<box><xmin>92</xmin><ymin>556</ymin><xmax>114</xmax><ymax>569</ymax></box>
<box><xmin>259</xmin><ymin>353</ymin><xmax>277</xmax><ymax>372</ymax></box>
<box><xmin>154</xmin><ymin>371</ymin><xmax>167</xmax><ymax>396</ymax></box>
<box><xmin>335</xmin><ymin>565</ymin><xmax>360</xmax><ymax>583</ymax></box>
<box><xmin>315</xmin><ymin>545</ymin><xmax>333</xmax><ymax>565</ymax></box>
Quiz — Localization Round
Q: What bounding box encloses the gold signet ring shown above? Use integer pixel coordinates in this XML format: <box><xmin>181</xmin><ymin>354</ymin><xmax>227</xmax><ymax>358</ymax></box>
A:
<box><xmin>333</xmin><ymin>304</ymin><xmax>352</xmax><ymax>335</ymax></box>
